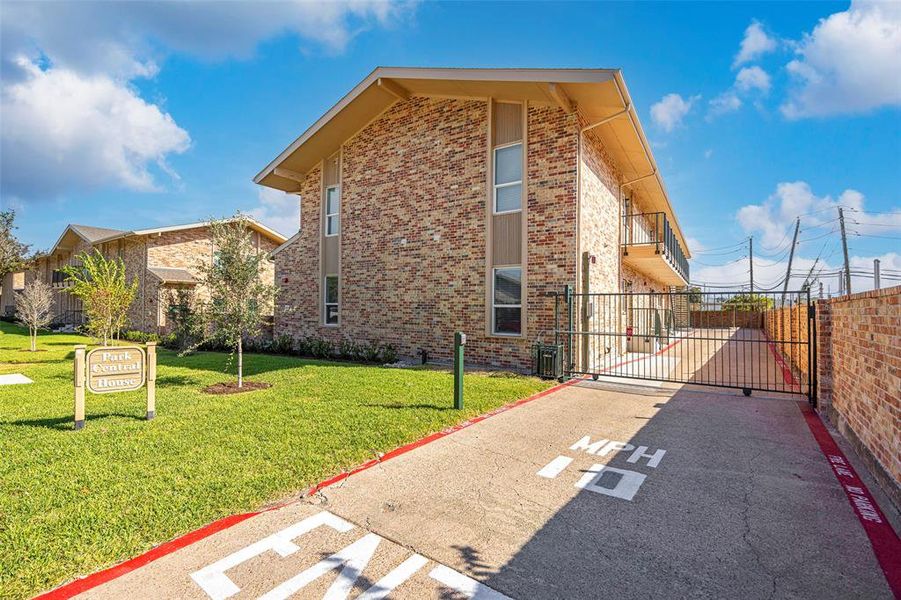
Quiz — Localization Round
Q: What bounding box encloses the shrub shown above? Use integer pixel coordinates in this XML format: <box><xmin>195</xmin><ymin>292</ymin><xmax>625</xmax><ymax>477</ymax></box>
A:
<box><xmin>307</xmin><ymin>337</ymin><xmax>334</xmax><ymax>359</ymax></box>
<box><xmin>272</xmin><ymin>334</ymin><xmax>295</xmax><ymax>355</ymax></box>
<box><xmin>380</xmin><ymin>344</ymin><xmax>398</xmax><ymax>364</ymax></box>
<box><xmin>123</xmin><ymin>330</ymin><xmax>160</xmax><ymax>344</ymax></box>
<box><xmin>337</xmin><ymin>338</ymin><xmax>359</xmax><ymax>360</ymax></box>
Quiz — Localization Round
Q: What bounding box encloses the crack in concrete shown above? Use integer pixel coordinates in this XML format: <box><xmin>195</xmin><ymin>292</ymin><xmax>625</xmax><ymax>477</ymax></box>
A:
<box><xmin>740</xmin><ymin>448</ymin><xmax>779</xmax><ymax>600</ymax></box>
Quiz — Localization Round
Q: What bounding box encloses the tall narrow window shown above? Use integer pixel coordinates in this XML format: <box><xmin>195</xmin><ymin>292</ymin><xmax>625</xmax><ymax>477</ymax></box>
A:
<box><xmin>493</xmin><ymin>143</ymin><xmax>522</xmax><ymax>214</ymax></box>
<box><xmin>493</xmin><ymin>267</ymin><xmax>522</xmax><ymax>335</ymax></box>
<box><xmin>325</xmin><ymin>186</ymin><xmax>340</xmax><ymax>236</ymax></box>
<box><xmin>324</xmin><ymin>275</ymin><xmax>339</xmax><ymax>325</ymax></box>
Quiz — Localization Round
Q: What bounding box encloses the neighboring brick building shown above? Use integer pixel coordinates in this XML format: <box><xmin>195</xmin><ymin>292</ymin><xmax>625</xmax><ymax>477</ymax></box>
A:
<box><xmin>256</xmin><ymin>68</ymin><xmax>691</xmax><ymax>369</ymax></box>
<box><xmin>23</xmin><ymin>220</ymin><xmax>285</xmax><ymax>332</ymax></box>
<box><xmin>0</xmin><ymin>271</ymin><xmax>25</xmax><ymax>317</ymax></box>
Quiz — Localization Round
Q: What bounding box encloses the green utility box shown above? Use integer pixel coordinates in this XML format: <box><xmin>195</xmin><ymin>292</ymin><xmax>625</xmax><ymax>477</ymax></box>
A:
<box><xmin>532</xmin><ymin>343</ymin><xmax>563</xmax><ymax>379</ymax></box>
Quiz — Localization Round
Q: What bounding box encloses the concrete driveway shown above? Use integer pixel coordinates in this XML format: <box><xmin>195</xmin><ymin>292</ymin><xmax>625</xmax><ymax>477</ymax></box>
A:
<box><xmin>73</xmin><ymin>381</ymin><xmax>896</xmax><ymax>600</ymax></box>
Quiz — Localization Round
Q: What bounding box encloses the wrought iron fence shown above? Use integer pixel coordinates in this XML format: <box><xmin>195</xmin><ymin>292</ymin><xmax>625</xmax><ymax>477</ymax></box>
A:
<box><xmin>552</xmin><ymin>288</ymin><xmax>814</xmax><ymax>403</ymax></box>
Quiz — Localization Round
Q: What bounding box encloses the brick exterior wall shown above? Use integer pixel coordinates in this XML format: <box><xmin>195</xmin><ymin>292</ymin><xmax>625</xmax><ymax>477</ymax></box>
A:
<box><xmin>275</xmin><ymin>97</ymin><xmax>589</xmax><ymax>369</ymax></box>
<box><xmin>26</xmin><ymin>225</ymin><xmax>279</xmax><ymax>334</ymax></box>
<box><xmin>816</xmin><ymin>286</ymin><xmax>900</xmax><ymax>508</ymax></box>
<box><xmin>271</xmin><ymin>95</ymin><xmax>681</xmax><ymax>370</ymax></box>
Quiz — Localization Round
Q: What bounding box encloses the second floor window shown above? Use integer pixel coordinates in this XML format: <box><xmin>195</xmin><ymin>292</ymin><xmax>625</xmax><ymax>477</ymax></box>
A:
<box><xmin>325</xmin><ymin>186</ymin><xmax>340</xmax><ymax>236</ymax></box>
<box><xmin>493</xmin><ymin>143</ymin><xmax>522</xmax><ymax>214</ymax></box>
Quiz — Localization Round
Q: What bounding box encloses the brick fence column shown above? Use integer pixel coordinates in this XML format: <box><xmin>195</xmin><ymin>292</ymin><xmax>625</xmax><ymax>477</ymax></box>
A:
<box><xmin>815</xmin><ymin>299</ymin><xmax>833</xmax><ymax>410</ymax></box>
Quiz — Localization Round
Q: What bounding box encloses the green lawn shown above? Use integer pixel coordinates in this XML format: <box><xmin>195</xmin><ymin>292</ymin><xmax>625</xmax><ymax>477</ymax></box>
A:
<box><xmin>0</xmin><ymin>323</ymin><xmax>550</xmax><ymax>599</ymax></box>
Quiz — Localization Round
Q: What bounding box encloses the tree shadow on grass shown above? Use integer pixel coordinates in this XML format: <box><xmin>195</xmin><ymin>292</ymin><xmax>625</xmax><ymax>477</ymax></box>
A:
<box><xmin>363</xmin><ymin>402</ymin><xmax>458</xmax><ymax>411</ymax></box>
<box><xmin>2</xmin><ymin>412</ymin><xmax>146</xmax><ymax>431</ymax></box>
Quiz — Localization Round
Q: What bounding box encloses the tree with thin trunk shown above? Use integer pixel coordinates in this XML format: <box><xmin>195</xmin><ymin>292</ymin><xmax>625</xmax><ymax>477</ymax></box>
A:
<box><xmin>16</xmin><ymin>280</ymin><xmax>53</xmax><ymax>351</ymax></box>
<box><xmin>197</xmin><ymin>214</ymin><xmax>277</xmax><ymax>388</ymax></box>
<box><xmin>61</xmin><ymin>250</ymin><xmax>138</xmax><ymax>346</ymax></box>
<box><xmin>0</xmin><ymin>210</ymin><xmax>30</xmax><ymax>279</ymax></box>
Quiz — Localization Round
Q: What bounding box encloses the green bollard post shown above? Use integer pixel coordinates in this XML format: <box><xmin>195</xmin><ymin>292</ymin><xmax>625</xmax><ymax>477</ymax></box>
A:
<box><xmin>454</xmin><ymin>332</ymin><xmax>465</xmax><ymax>409</ymax></box>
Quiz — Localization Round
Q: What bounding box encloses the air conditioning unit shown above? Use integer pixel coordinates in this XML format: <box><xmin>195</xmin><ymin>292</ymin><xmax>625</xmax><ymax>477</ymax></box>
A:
<box><xmin>532</xmin><ymin>343</ymin><xmax>563</xmax><ymax>379</ymax></box>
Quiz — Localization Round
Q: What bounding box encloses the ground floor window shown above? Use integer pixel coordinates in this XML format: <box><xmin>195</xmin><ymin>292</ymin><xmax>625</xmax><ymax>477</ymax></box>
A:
<box><xmin>324</xmin><ymin>275</ymin><xmax>339</xmax><ymax>325</ymax></box>
<box><xmin>493</xmin><ymin>266</ymin><xmax>521</xmax><ymax>335</ymax></box>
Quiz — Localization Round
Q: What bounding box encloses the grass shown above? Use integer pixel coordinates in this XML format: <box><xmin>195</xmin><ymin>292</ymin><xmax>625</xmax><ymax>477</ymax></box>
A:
<box><xmin>0</xmin><ymin>323</ymin><xmax>550</xmax><ymax>599</ymax></box>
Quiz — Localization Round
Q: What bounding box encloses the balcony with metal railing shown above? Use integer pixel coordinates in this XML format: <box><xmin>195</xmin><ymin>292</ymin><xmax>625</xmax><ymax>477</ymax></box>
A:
<box><xmin>622</xmin><ymin>212</ymin><xmax>690</xmax><ymax>286</ymax></box>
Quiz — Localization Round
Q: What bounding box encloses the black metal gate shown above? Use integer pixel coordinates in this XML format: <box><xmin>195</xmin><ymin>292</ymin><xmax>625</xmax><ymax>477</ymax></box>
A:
<box><xmin>552</xmin><ymin>288</ymin><xmax>816</xmax><ymax>404</ymax></box>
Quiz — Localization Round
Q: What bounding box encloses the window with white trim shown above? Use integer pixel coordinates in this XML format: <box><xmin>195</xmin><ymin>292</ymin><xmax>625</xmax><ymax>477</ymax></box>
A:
<box><xmin>325</xmin><ymin>186</ymin><xmax>340</xmax><ymax>236</ymax></box>
<box><xmin>324</xmin><ymin>275</ymin><xmax>339</xmax><ymax>325</ymax></box>
<box><xmin>493</xmin><ymin>143</ymin><xmax>522</xmax><ymax>214</ymax></box>
<box><xmin>492</xmin><ymin>266</ymin><xmax>522</xmax><ymax>335</ymax></box>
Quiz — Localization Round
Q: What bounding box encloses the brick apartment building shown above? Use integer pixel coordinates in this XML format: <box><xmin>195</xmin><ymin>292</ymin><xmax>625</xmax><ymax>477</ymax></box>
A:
<box><xmin>256</xmin><ymin>68</ymin><xmax>691</xmax><ymax>369</ymax></box>
<box><xmin>11</xmin><ymin>220</ymin><xmax>285</xmax><ymax>332</ymax></box>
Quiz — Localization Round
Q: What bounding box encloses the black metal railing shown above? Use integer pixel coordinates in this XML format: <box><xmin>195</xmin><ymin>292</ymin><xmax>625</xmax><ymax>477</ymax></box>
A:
<box><xmin>551</xmin><ymin>288</ymin><xmax>815</xmax><ymax>403</ymax></box>
<box><xmin>622</xmin><ymin>212</ymin><xmax>690</xmax><ymax>282</ymax></box>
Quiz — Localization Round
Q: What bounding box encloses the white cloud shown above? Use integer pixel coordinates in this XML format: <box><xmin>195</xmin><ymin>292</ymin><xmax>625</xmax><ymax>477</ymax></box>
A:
<box><xmin>736</xmin><ymin>181</ymin><xmax>900</xmax><ymax>248</ymax></box>
<box><xmin>734</xmin><ymin>21</ymin><xmax>778</xmax><ymax>67</ymax></box>
<box><xmin>1</xmin><ymin>57</ymin><xmax>190</xmax><ymax>199</ymax></box>
<box><xmin>0</xmin><ymin>1</ymin><xmax>416</xmax><ymax>203</ymax></box>
<box><xmin>707</xmin><ymin>92</ymin><xmax>743</xmax><ymax>119</ymax></box>
<box><xmin>650</xmin><ymin>93</ymin><xmax>699</xmax><ymax>132</ymax></box>
<box><xmin>249</xmin><ymin>187</ymin><xmax>300</xmax><ymax>237</ymax></box>
<box><xmin>781</xmin><ymin>0</ymin><xmax>901</xmax><ymax>118</ymax></box>
<box><xmin>735</xmin><ymin>66</ymin><xmax>772</xmax><ymax>94</ymax></box>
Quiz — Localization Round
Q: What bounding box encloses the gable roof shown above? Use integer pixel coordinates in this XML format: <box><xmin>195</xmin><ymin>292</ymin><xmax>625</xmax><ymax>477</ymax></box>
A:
<box><xmin>70</xmin><ymin>224</ymin><xmax>127</xmax><ymax>242</ymax></box>
<box><xmin>148</xmin><ymin>267</ymin><xmax>197</xmax><ymax>284</ymax></box>
<box><xmin>91</xmin><ymin>218</ymin><xmax>287</xmax><ymax>245</ymax></box>
<box><xmin>269</xmin><ymin>230</ymin><xmax>301</xmax><ymax>257</ymax></box>
<box><xmin>253</xmin><ymin>66</ymin><xmax>689</xmax><ymax>256</ymax></box>
<box><xmin>44</xmin><ymin>217</ymin><xmax>287</xmax><ymax>258</ymax></box>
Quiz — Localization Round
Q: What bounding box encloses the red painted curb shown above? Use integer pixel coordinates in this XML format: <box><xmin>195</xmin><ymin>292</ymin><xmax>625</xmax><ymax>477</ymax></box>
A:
<box><xmin>797</xmin><ymin>401</ymin><xmax>901</xmax><ymax>598</ymax></box>
<box><xmin>33</xmin><ymin>376</ymin><xmax>576</xmax><ymax>599</ymax></box>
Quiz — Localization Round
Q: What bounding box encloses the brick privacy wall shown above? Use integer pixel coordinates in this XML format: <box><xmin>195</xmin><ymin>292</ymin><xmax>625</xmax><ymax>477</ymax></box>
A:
<box><xmin>275</xmin><ymin>97</ymin><xmax>585</xmax><ymax>369</ymax></box>
<box><xmin>816</xmin><ymin>286</ymin><xmax>900</xmax><ymax>499</ymax></box>
<box><xmin>764</xmin><ymin>304</ymin><xmax>810</xmax><ymax>379</ymax></box>
<box><xmin>688</xmin><ymin>310</ymin><xmax>763</xmax><ymax>328</ymax></box>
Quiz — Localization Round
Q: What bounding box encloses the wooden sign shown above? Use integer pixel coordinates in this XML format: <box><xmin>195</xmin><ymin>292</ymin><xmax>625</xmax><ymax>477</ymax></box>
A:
<box><xmin>74</xmin><ymin>342</ymin><xmax>157</xmax><ymax>430</ymax></box>
<box><xmin>87</xmin><ymin>346</ymin><xmax>145</xmax><ymax>393</ymax></box>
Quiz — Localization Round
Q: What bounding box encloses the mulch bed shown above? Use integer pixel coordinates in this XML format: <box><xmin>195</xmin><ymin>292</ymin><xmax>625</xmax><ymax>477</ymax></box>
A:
<box><xmin>202</xmin><ymin>381</ymin><xmax>272</xmax><ymax>395</ymax></box>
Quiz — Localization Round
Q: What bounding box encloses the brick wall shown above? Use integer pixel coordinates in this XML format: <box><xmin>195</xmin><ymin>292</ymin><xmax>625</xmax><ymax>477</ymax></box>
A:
<box><xmin>275</xmin><ymin>97</ymin><xmax>588</xmax><ymax>369</ymax></box>
<box><xmin>764</xmin><ymin>304</ymin><xmax>810</xmax><ymax>379</ymax></box>
<box><xmin>816</xmin><ymin>286</ymin><xmax>900</xmax><ymax>506</ymax></box>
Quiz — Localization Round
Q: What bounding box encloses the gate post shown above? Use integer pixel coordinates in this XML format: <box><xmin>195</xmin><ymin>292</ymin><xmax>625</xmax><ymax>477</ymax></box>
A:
<box><xmin>564</xmin><ymin>284</ymin><xmax>574</xmax><ymax>375</ymax></box>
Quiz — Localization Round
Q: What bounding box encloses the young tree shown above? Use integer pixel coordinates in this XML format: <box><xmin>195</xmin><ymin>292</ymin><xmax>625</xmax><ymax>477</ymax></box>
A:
<box><xmin>166</xmin><ymin>288</ymin><xmax>203</xmax><ymax>352</ymax></box>
<box><xmin>62</xmin><ymin>250</ymin><xmax>138</xmax><ymax>345</ymax></box>
<box><xmin>0</xmin><ymin>210</ymin><xmax>30</xmax><ymax>278</ymax></box>
<box><xmin>197</xmin><ymin>214</ymin><xmax>277</xmax><ymax>387</ymax></box>
<box><xmin>16</xmin><ymin>280</ymin><xmax>53</xmax><ymax>351</ymax></box>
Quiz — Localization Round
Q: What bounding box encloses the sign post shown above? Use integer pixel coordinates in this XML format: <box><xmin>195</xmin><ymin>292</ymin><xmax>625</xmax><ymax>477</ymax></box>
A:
<box><xmin>74</xmin><ymin>345</ymin><xmax>86</xmax><ymax>430</ymax></box>
<box><xmin>146</xmin><ymin>342</ymin><xmax>156</xmax><ymax>420</ymax></box>
<box><xmin>453</xmin><ymin>332</ymin><xmax>465</xmax><ymax>410</ymax></box>
<box><xmin>74</xmin><ymin>343</ymin><xmax>156</xmax><ymax>429</ymax></box>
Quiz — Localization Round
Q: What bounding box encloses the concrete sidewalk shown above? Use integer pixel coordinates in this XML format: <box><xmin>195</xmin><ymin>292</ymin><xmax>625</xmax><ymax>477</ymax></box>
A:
<box><xmin>77</xmin><ymin>382</ymin><xmax>895</xmax><ymax>599</ymax></box>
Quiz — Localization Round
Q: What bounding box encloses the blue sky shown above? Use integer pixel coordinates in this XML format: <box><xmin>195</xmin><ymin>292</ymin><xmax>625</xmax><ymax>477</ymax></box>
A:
<box><xmin>1</xmin><ymin>1</ymin><xmax>899</xmax><ymax>293</ymax></box>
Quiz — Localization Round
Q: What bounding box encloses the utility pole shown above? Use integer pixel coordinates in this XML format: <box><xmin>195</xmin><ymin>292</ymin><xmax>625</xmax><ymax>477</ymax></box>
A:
<box><xmin>838</xmin><ymin>207</ymin><xmax>852</xmax><ymax>294</ymax></box>
<box><xmin>781</xmin><ymin>218</ymin><xmax>800</xmax><ymax>303</ymax></box>
<box><xmin>818</xmin><ymin>281</ymin><xmax>824</xmax><ymax>299</ymax></box>
<box><xmin>874</xmin><ymin>258</ymin><xmax>881</xmax><ymax>289</ymax></box>
<box><xmin>748</xmin><ymin>236</ymin><xmax>754</xmax><ymax>293</ymax></box>
<box><xmin>801</xmin><ymin>257</ymin><xmax>819</xmax><ymax>292</ymax></box>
